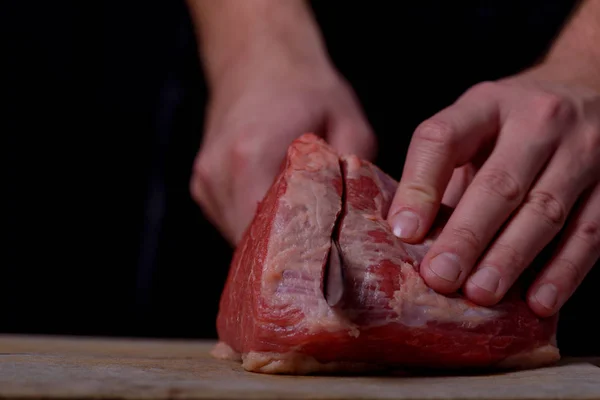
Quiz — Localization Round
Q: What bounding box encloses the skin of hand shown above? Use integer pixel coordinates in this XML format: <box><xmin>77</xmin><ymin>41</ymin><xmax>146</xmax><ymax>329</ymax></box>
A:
<box><xmin>186</xmin><ymin>0</ymin><xmax>376</xmax><ymax>245</ymax></box>
<box><xmin>387</xmin><ymin>0</ymin><xmax>600</xmax><ymax>318</ymax></box>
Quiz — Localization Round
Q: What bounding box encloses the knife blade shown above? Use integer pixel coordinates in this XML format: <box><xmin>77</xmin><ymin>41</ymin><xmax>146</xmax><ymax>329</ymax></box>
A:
<box><xmin>325</xmin><ymin>239</ymin><xmax>346</xmax><ymax>307</ymax></box>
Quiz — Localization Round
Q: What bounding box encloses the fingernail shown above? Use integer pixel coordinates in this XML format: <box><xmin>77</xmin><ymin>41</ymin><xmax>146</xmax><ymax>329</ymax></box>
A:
<box><xmin>534</xmin><ymin>283</ymin><xmax>558</xmax><ymax>309</ymax></box>
<box><xmin>391</xmin><ymin>210</ymin><xmax>419</xmax><ymax>239</ymax></box>
<box><xmin>429</xmin><ymin>253</ymin><xmax>461</xmax><ymax>282</ymax></box>
<box><xmin>470</xmin><ymin>267</ymin><xmax>501</xmax><ymax>293</ymax></box>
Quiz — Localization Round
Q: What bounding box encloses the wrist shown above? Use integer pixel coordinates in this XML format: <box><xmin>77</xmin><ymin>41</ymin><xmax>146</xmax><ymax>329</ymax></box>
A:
<box><xmin>516</xmin><ymin>60</ymin><xmax>600</xmax><ymax>94</ymax></box>
<box><xmin>186</xmin><ymin>0</ymin><xmax>332</xmax><ymax>89</ymax></box>
<box><xmin>515</xmin><ymin>0</ymin><xmax>600</xmax><ymax>93</ymax></box>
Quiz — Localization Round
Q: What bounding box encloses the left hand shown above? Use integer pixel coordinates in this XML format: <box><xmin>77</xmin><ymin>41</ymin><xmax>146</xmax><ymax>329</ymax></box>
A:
<box><xmin>387</xmin><ymin>72</ymin><xmax>600</xmax><ymax>317</ymax></box>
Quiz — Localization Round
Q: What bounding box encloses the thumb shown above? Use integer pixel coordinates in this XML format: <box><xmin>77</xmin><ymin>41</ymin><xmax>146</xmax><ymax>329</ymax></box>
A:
<box><xmin>326</xmin><ymin>114</ymin><xmax>377</xmax><ymax>161</ymax></box>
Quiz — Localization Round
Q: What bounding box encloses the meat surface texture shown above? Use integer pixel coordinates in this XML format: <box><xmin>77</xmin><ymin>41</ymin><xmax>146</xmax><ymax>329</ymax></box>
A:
<box><xmin>212</xmin><ymin>133</ymin><xmax>559</xmax><ymax>375</ymax></box>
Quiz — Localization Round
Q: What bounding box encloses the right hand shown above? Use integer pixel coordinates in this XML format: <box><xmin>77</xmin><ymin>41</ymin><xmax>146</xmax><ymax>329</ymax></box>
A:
<box><xmin>190</xmin><ymin>45</ymin><xmax>376</xmax><ymax>245</ymax></box>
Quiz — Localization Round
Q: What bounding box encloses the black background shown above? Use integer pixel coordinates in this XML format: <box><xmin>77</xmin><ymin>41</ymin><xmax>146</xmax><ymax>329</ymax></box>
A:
<box><xmin>3</xmin><ymin>0</ymin><xmax>598</xmax><ymax>355</ymax></box>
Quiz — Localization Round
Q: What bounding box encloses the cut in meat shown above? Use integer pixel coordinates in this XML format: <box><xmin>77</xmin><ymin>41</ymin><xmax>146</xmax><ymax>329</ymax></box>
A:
<box><xmin>211</xmin><ymin>133</ymin><xmax>559</xmax><ymax>375</ymax></box>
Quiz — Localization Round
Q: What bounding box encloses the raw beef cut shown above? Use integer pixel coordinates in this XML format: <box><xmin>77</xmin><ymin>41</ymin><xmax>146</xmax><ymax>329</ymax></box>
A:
<box><xmin>211</xmin><ymin>133</ymin><xmax>559</xmax><ymax>375</ymax></box>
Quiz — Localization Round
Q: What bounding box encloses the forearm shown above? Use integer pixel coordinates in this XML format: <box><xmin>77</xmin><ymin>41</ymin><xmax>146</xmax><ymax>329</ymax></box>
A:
<box><xmin>522</xmin><ymin>0</ymin><xmax>600</xmax><ymax>91</ymax></box>
<box><xmin>185</xmin><ymin>0</ymin><xmax>330</xmax><ymax>87</ymax></box>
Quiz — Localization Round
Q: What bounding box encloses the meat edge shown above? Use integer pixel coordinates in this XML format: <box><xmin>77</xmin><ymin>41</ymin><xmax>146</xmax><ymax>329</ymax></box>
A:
<box><xmin>210</xmin><ymin>341</ymin><xmax>559</xmax><ymax>375</ymax></box>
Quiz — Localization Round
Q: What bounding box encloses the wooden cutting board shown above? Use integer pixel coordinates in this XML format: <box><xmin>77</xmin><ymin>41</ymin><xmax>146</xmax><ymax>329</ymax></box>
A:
<box><xmin>0</xmin><ymin>334</ymin><xmax>599</xmax><ymax>400</ymax></box>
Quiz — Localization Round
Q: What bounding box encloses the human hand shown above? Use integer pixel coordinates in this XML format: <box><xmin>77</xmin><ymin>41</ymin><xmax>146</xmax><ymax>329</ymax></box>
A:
<box><xmin>387</xmin><ymin>74</ymin><xmax>600</xmax><ymax>317</ymax></box>
<box><xmin>190</xmin><ymin>45</ymin><xmax>375</xmax><ymax>245</ymax></box>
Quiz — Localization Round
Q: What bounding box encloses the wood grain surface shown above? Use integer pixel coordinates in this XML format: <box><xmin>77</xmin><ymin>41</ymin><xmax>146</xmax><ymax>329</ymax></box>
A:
<box><xmin>0</xmin><ymin>334</ymin><xmax>599</xmax><ymax>400</ymax></box>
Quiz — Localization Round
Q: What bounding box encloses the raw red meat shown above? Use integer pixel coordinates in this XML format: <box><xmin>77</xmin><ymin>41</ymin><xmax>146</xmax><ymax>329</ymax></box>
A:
<box><xmin>211</xmin><ymin>133</ymin><xmax>559</xmax><ymax>375</ymax></box>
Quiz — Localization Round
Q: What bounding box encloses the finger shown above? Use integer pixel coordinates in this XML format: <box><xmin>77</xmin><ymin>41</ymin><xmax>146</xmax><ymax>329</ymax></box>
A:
<box><xmin>420</xmin><ymin>97</ymin><xmax>567</xmax><ymax>293</ymax></box>
<box><xmin>191</xmin><ymin>151</ymin><xmax>237</xmax><ymax>244</ymax></box>
<box><xmin>463</xmin><ymin>142</ymin><xmax>591</xmax><ymax>305</ymax></box>
<box><xmin>441</xmin><ymin>164</ymin><xmax>476</xmax><ymax>208</ymax></box>
<box><xmin>226</xmin><ymin>132</ymin><xmax>293</xmax><ymax>245</ymax></box>
<box><xmin>326</xmin><ymin>94</ymin><xmax>377</xmax><ymax>161</ymax></box>
<box><xmin>327</xmin><ymin>120</ymin><xmax>377</xmax><ymax>161</ymax></box>
<box><xmin>527</xmin><ymin>182</ymin><xmax>600</xmax><ymax>317</ymax></box>
<box><xmin>388</xmin><ymin>82</ymin><xmax>502</xmax><ymax>243</ymax></box>
<box><xmin>230</xmin><ymin>169</ymin><xmax>278</xmax><ymax>244</ymax></box>
<box><xmin>190</xmin><ymin>153</ymin><xmax>224</xmax><ymax>225</ymax></box>
<box><xmin>192</xmin><ymin>127</ymin><xmax>282</xmax><ymax>246</ymax></box>
<box><xmin>441</xmin><ymin>143</ymin><xmax>494</xmax><ymax>208</ymax></box>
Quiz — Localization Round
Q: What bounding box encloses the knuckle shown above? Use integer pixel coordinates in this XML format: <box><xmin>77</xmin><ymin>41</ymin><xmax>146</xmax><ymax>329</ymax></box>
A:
<box><xmin>573</xmin><ymin>128</ymin><xmax>600</xmax><ymax>181</ymax></box>
<box><xmin>466</xmin><ymin>80</ymin><xmax>499</xmax><ymax>97</ymax></box>
<box><xmin>581</xmin><ymin>126</ymin><xmax>600</xmax><ymax>158</ymax></box>
<box><xmin>488</xmin><ymin>242</ymin><xmax>526</xmax><ymax>273</ymax></box>
<box><xmin>230</xmin><ymin>138</ymin><xmax>255</xmax><ymax>169</ymax></box>
<box><xmin>400</xmin><ymin>182</ymin><xmax>441</xmax><ymax>205</ymax></box>
<box><xmin>574</xmin><ymin>220</ymin><xmax>600</xmax><ymax>258</ymax></box>
<box><xmin>552</xmin><ymin>257</ymin><xmax>585</xmax><ymax>289</ymax></box>
<box><xmin>449</xmin><ymin>225</ymin><xmax>482</xmax><ymax>252</ymax></box>
<box><xmin>413</xmin><ymin>119</ymin><xmax>459</xmax><ymax>153</ymax></box>
<box><xmin>525</xmin><ymin>191</ymin><xmax>567</xmax><ymax>228</ymax></box>
<box><xmin>530</xmin><ymin>92</ymin><xmax>575</xmax><ymax>124</ymax></box>
<box><xmin>477</xmin><ymin>168</ymin><xmax>522</xmax><ymax>202</ymax></box>
<box><xmin>190</xmin><ymin>156</ymin><xmax>214</xmax><ymax>202</ymax></box>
